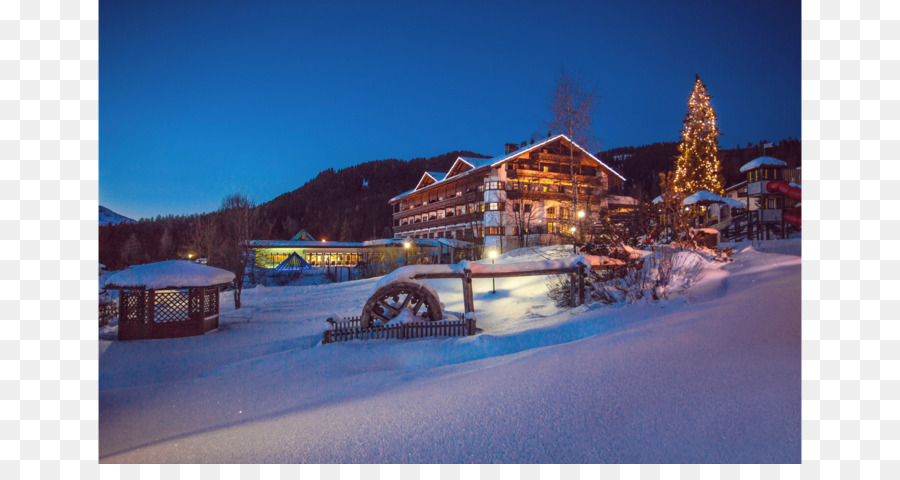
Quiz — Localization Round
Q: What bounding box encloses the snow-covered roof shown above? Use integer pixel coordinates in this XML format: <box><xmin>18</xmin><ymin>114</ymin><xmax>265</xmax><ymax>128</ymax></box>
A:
<box><xmin>457</xmin><ymin>156</ymin><xmax>482</xmax><ymax>166</ymax></box>
<box><xmin>489</xmin><ymin>134</ymin><xmax>626</xmax><ymax>182</ymax></box>
<box><xmin>608</xmin><ymin>195</ymin><xmax>639</xmax><ymax>206</ymax></box>
<box><xmin>426</xmin><ymin>171</ymin><xmax>446</xmax><ymax>182</ymax></box>
<box><xmin>724</xmin><ymin>180</ymin><xmax>748</xmax><ymax>192</ymax></box>
<box><xmin>682</xmin><ymin>190</ymin><xmax>731</xmax><ymax>206</ymax></box>
<box><xmin>390</xmin><ymin>164</ymin><xmax>491</xmax><ymax>202</ymax></box>
<box><xmin>104</xmin><ymin>260</ymin><xmax>235</xmax><ymax>289</ymax></box>
<box><xmin>390</xmin><ymin>135</ymin><xmax>627</xmax><ymax>203</ymax></box>
<box><xmin>249</xmin><ymin>240</ymin><xmax>365</xmax><ymax>248</ymax></box>
<box><xmin>389</xmin><ymin>189</ymin><xmax>417</xmax><ymax>202</ymax></box>
<box><xmin>739</xmin><ymin>156</ymin><xmax>787</xmax><ymax>173</ymax></box>
<box><xmin>361</xmin><ymin>237</ymin><xmax>473</xmax><ymax>249</ymax></box>
<box><xmin>720</xmin><ymin>197</ymin><xmax>745</xmax><ymax>209</ymax></box>
<box><xmin>652</xmin><ymin>195</ymin><xmax>664</xmax><ymax>204</ymax></box>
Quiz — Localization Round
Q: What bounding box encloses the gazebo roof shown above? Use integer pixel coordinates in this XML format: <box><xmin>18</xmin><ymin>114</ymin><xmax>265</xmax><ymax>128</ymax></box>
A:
<box><xmin>683</xmin><ymin>190</ymin><xmax>730</xmax><ymax>206</ymax></box>
<box><xmin>104</xmin><ymin>260</ymin><xmax>235</xmax><ymax>290</ymax></box>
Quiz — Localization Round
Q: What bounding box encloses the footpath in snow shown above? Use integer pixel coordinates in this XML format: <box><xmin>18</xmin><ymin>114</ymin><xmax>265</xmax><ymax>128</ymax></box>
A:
<box><xmin>99</xmin><ymin>241</ymin><xmax>800</xmax><ymax>463</ymax></box>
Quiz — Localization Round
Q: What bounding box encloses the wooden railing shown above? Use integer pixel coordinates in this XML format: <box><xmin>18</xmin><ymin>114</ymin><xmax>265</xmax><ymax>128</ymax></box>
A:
<box><xmin>394</xmin><ymin>212</ymin><xmax>483</xmax><ymax>233</ymax></box>
<box><xmin>395</xmin><ymin>191</ymin><xmax>482</xmax><ymax>218</ymax></box>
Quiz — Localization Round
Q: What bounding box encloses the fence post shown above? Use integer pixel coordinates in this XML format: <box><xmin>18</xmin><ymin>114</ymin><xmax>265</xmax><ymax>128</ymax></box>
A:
<box><xmin>463</xmin><ymin>269</ymin><xmax>474</xmax><ymax>319</ymax></box>
<box><xmin>569</xmin><ymin>272</ymin><xmax>576</xmax><ymax>307</ymax></box>
<box><xmin>578</xmin><ymin>270</ymin><xmax>586</xmax><ymax>306</ymax></box>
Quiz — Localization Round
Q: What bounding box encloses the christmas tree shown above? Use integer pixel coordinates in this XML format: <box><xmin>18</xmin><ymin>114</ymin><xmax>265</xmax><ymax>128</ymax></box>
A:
<box><xmin>673</xmin><ymin>75</ymin><xmax>723</xmax><ymax>195</ymax></box>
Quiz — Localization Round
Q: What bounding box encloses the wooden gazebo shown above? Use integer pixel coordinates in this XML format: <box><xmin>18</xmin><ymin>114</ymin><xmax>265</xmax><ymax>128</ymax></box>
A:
<box><xmin>104</xmin><ymin>261</ymin><xmax>235</xmax><ymax>341</ymax></box>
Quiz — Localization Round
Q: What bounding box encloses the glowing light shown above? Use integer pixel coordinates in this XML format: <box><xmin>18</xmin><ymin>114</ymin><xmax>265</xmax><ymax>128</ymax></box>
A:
<box><xmin>488</xmin><ymin>250</ymin><xmax>497</xmax><ymax>259</ymax></box>
<box><xmin>403</xmin><ymin>241</ymin><xmax>411</xmax><ymax>249</ymax></box>
<box><xmin>577</xmin><ymin>210</ymin><xmax>585</xmax><ymax>218</ymax></box>
<box><xmin>188</xmin><ymin>253</ymin><xmax>193</xmax><ymax>259</ymax></box>
<box><xmin>672</xmin><ymin>76</ymin><xmax>723</xmax><ymax>196</ymax></box>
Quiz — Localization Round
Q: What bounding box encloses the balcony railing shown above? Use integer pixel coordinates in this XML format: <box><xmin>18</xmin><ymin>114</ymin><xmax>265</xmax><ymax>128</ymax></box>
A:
<box><xmin>394</xmin><ymin>212</ymin><xmax>483</xmax><ymax>233</ymax></box>
<box><xmin>394</xmin><ymin>191</ymin><xmax>482</xmax><ymax>218</ymax></box>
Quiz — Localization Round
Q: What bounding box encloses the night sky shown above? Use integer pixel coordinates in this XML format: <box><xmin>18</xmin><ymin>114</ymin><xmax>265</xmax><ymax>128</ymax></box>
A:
<box><xmin>101</xmin><ymin>0</ymin><xmax>800</xmax><ymax>220</ymax></box>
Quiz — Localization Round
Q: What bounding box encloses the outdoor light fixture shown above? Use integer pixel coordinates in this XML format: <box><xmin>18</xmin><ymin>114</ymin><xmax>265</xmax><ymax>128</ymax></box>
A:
<box><xmin>570</xmin><ymin>226</ymin><xmax>577</xmax><ymax>233</ymax></box>
<box><xmin>188</xmin><ymin>253</ymin><xmax>193</xmax><ymax>259</ymax></box>
<box><xmin>403</xmin><ymin>242</ymin><xmax>411</xmax><ymax>249</ymax></box>
<box><xmin>403</xmin><ymin>241</ymin><xmax>411</xmax><ymax>265</ymax></box>
<box><xmin>578</xmin><ymin>210</ymin><xmax>585</xmax><ymax>218</ymax></box>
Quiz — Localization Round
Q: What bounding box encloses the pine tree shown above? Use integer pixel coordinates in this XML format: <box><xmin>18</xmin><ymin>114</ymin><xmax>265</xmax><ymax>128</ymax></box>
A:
<box><xmin>673</xmin><ymin>75</ymin><xmax>723</xmax><ymax>195</ymax></box>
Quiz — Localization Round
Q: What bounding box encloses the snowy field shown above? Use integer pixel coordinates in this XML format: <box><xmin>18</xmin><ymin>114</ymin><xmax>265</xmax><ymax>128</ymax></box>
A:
<box><xmin>99</xmin><ymin>240</ymin><xmax>800</xmax><ymax>464</ymax></box>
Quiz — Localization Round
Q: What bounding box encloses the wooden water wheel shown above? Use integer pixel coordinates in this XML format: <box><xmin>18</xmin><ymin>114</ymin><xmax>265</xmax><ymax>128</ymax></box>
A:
<box><xmin>360</xmin><ymin>281</ymin><xmax>443</xmax><ymax>328</ymax></box>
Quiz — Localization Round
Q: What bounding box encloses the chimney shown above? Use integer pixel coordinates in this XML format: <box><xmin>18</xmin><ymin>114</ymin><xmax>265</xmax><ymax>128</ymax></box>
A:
<box><xmin>520</xmin><ymin>141</ymin><xmax>526</xmax><ymax>148</ymax></box>
<box><xmin>530</xmin><ymin>137</ymin><xmax>534</xmax><ymax>145</ymax></box>
<box><xmin>505</xmin><ymin>143</ymin><xmax>518</xmax><ymax>154</ymax></box>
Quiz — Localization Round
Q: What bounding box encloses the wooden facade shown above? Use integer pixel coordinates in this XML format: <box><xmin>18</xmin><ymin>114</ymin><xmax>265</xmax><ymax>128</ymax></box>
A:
<box><xmin>389</xmin><ymin>135</ymin><xmax>626</xmax><ymax>253</ymax></box>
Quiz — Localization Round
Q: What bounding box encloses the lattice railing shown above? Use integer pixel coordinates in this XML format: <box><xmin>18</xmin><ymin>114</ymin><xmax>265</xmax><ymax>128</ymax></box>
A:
<box><xmin>203</xmin><ymin>287</ymin><xmax>218</xmax><ymax>316</ymax></box>
<box><xmin>153</xmin><ymin>290</ymin><xmax>191</xmax><ymax>323</ymax></box>
<box><xmin>120</xmin><ymin>289</ymin><xmax>146</xmax><ymax>324</ymax></box>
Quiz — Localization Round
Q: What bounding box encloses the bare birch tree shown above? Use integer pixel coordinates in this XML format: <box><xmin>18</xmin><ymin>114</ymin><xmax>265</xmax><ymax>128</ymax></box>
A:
<box><xmin>215</xmin><ymin>193</ymin><xmax>267</xmax><ymax>309</ymax></box>
<box><xmin>546</xmin><ymin>67</ymin><xmax>600</xmax><ymax>251</ymax></box>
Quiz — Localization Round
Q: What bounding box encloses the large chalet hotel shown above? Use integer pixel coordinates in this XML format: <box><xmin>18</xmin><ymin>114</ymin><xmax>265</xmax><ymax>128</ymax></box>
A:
<box><xmin>390</xmin><ymin>134</ymin><xmax>625</xmax><ymax>252</ymax></box>
<box><xmin>250</xmin><ymin>134</ymin><xmax>626</xmax><ymax>270</ymax></box>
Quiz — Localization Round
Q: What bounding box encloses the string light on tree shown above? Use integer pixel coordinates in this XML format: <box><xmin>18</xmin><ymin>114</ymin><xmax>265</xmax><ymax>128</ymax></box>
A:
<box><xmin>672</xmin><ymin>75</ymin><xmax>724</xmax><ymax>195</ymax></box>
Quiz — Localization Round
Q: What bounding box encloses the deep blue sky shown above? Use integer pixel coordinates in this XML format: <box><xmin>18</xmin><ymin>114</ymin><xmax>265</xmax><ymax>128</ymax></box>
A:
<box><xmin>101</xmin><ymin>0</ymin><xmax>800</xmax><ymax>220</ymax></box>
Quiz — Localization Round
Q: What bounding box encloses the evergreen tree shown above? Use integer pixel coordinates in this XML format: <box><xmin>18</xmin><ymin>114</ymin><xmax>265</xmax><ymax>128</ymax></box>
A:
<box><xmin>673</xmin><ymin>75</ymin><xmax>723</xmax><ymax>195</ymax></box>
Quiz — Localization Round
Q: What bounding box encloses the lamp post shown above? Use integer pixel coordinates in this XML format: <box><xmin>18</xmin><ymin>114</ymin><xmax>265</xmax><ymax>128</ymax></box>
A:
<box><xmin>570</xmin><ymin>226</ymin><xmax>577</xmax><ymax>254</ymax></box>
<box><xmin>403</xmin><ymin>241</ymin><xmax>411</xmax><ymax>265</ymax></box>
<box><xmin>577</xmin><ymin>209</ymin><xmax>585</xmax><ymax>247</ymax></box>
<box><xmin>489</xmin><ymin>250</ymin><xmax>497</xmax><ymax>294</ymax></box>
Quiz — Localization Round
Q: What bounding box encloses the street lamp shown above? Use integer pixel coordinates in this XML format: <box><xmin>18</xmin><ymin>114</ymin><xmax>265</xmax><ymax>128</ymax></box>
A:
<box><xmin>570</xmin><ymin>226</ymin><xmax>578</xmax><ymax>254</ymax></box>
<box><xmin>488</xmin><ymin>250</ymin><xmax>498</xmax><ymax>294</ymax></box>
<box><xmin>403</xmin><ymin>241</ymin><xmax>411</xmax><ymax>265</ymax></box>
<box><xmin>577</xmin><ymin>210</ymin><xmax>586</xmax><ymax>249</ymax></box>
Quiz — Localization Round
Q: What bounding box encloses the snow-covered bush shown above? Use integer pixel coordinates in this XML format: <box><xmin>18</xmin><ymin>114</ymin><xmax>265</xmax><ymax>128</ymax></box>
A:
<box><xmin>548</xmin><ymin>246</ymin><xmax>707</xmax><ymax>307</ymax></box>
<box><xmin>588</xmin><ymin>247</ymin><xmax>705</xmax><ymax>304</ymax></box>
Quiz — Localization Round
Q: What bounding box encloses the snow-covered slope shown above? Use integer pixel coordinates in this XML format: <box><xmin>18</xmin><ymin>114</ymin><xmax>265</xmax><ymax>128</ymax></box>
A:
<box><xmin>99</xmin><ymin>205</ymin><xmax>135</xmax><ymax>225</ymax></box>
<box><xmin>99</xmin><ymin>241</ymin><xmax>800</xmax><ymax>464</ymax></box>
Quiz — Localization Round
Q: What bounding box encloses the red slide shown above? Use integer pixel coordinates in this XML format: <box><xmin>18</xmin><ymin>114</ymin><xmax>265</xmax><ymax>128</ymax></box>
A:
<box><xmin>766</xmin><ymin>180</ymin><xmax>801</xmax><ymax>201</ymax></box>
<box><xmin>766</xmin><ymin>180</ymin><xmax>802</xmax><ymax>226</ymax></box>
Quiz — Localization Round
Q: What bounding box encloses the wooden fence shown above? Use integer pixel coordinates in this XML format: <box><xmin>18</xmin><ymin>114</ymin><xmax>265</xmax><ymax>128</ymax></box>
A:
<box><xmin>323</xmin><ymin>261</ymin><xmax>623</xmax><ymax>344</ymax></box>
<box><xmin>323</xmin><ymin>316</ymin><xmax>476</xmax><ymax>344</ymax></box>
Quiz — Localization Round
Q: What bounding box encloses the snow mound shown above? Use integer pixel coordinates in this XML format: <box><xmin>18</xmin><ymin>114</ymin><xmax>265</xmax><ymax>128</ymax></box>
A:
<box><xmin>375</xmin><ymin>255</ymin><xmax>622</xmax><ymax>290</ymax></box>
<box><xmin>105</xmin><ymin>260</ymin><xmax>235</xmax><ymax>289</ymax></box>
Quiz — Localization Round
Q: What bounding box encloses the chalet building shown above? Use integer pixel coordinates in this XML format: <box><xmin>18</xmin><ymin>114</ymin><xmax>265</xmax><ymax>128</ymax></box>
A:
<box><xmin>251</xmin><ymin>233</ymin><xmax>472</xmax><ymax>270</ymax></box>
<box><xmin>724</xmin><ymin>181</ymin><xmax>749</xmax><ymax>209</ymax></box>
<box><xmin>390</xmin><ymin>134</ymin><xmax>626</xmax><ymax>252</ymax></box>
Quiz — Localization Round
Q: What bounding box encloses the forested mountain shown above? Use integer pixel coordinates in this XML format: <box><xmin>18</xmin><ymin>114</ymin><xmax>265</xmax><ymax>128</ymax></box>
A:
<box><xmin>99</xmin><ymin>139</ymin><xmax>800</xmax><ymax>270</ymax></box>
<box><xmin>258</xmin><ymin>151</ymin><xmax>490</xmax><ymax>241</ymax></box>
<box><xmin>99</xmin><ymin>151</ymin><xmax>488</xmax><ymax>269</ymax></box>
<box><xmin>600</xmin><ymin>137</ymin><xmax>801</xmax><ymax>200</ymax></box>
